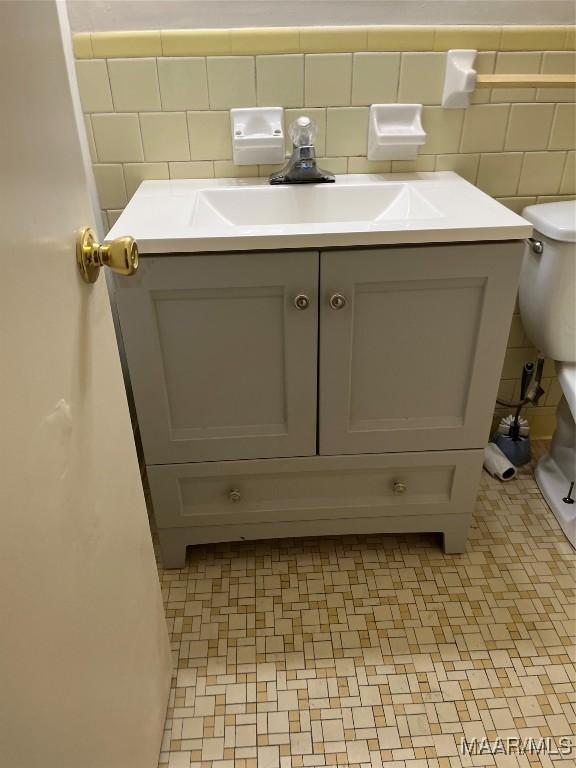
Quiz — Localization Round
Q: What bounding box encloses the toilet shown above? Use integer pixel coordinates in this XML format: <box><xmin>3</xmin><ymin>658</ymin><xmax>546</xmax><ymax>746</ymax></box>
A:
<box><xmin>519</xmin><ymin>201</ymin><xmax>576</xmax><ymax>547</ymax></box>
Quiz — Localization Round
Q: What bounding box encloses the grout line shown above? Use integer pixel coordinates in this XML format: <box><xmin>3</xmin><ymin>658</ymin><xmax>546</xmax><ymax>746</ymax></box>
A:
<box><xmin>206</xmin><ymin>57</ymin><xmax>213</xmax><ymax>110</ymax></box>
<box><xmin>392</xmin><ymin>52</ymin><xmax>401</xmax><ymax>102</ymax></box>
<box><xmin>303</xmin><ymin>53</ymin><xmax>308</xmax><ymax>109</ymax></box>
<box><xmin>494</xmin><ymin>26</ymin><xmax>503</xmax><ymax>52</ymax></box>
<box><xmin>514</xmin><ymin>152</ymin><xmax>526</xmax><ymax>197</ymax></box>
<box><xmin>249</xmin><ymin>54</ymin><xmax>256</xmax><ymax>107</ymax></box>
<box><xmin>557</xmin><ymin>150</ymin><xmax>569</xmax><ymax>195</ymax></box>
<box><xmin>547</xmin><ymin>103</ymin><xmax>558</xmax><ymax>151</ymax></box>
<box><xmin>135</xmin><ymin>111</ymin><xmax>146</xmax><ymax>163</ymax></box>
<box><xmin>105</xmin><ymin>58</ymin><xmax>118</xmax><ymax>112</ymax></box>
<box><xmin>86</xmin><ymin>113</ymin><xmax>99</xmax><ymax>163</ymax></box>
<box><xmin>253</xmin><ymin>54</ymin><xmax>261</xmax><ymax>108</ymax></box>
<box><xmin>156</xmin><ymin>56</ymin><xmax>166</xmax><ymax>111</ymax></box>
<box><xmin>515</xmin><ymin>151</ymin><xmax>527</xmax><ymax>197</ymax></box>
<box><xmin>347</xmin><ymin>52</ymin><xmax>353</xmax><ymax>106</ymax></box>
<box><xmin>501</xmin><ymin>102</ymin><xmax>513</xmax><ymax>154</ymax></box>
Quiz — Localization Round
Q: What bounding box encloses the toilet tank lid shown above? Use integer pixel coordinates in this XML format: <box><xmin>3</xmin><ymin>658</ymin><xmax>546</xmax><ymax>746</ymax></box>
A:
<box><xmin>522</xmin><ymin>201</ymin><xmax>576</xmax><ymax>242</ymax></box>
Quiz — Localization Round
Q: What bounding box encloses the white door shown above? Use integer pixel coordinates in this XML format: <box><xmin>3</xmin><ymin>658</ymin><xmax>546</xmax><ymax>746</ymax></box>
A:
<box><xmin>0</xmin><ymin>3</ymin><xmax>172</xmax><ymax>767</ymax></box>
<box><xmin>319</xmin><ymin>243</ymin><xmax>523</xmax><ymax>455</ymax></box>
<box><xmin>114</xmin><ymin>251</ymin><xmax>319</xmax><ymax>464</ymax></box>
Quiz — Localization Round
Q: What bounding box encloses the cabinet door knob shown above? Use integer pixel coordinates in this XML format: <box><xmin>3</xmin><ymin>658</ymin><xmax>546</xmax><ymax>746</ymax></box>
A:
<box><xmin>392</xmin><ymin>481</ymin><xmax>407</xmax><ymax>495</ymax></box>
<box><xmin>293</xmin><ymin>294</ymin><xmax>310</xmax><ymax>310</ymax></box>
<box><xmin>228</xmin><ymin>487</ymin><xmax>242</xmax><ymax>503</ymax></box>
<box><xmin>329</xmin><ymin>293</ymin><xmax>347</xmax><ymax>310</ymax></box>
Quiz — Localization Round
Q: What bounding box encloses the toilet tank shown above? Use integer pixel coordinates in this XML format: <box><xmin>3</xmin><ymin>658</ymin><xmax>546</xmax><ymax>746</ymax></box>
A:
<box><xmin>519</xmin><ymin>201</ymin><xmax>576</xmax><ymax>362</ymax></box>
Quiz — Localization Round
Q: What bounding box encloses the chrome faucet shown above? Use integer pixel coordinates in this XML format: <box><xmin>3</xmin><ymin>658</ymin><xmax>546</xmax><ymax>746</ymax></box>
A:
<box><xmin>269</xmin><ymin>116</ymin><xmax>335</xmax><ymax>185</ymax></box>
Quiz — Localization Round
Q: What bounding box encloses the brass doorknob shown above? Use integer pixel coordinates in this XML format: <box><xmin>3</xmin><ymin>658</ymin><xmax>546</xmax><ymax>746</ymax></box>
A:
<box><xmin>76</xmin><ymin>226</ymin><xmax>138</xmax><ymax>284</ymax></box>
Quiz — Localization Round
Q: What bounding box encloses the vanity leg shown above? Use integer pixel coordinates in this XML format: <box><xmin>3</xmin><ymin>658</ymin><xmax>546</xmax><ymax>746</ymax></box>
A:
<box><xmin>158</xmin><ymin>529</ymin><xmax>188</xmax><ymax>569</ymax></box>
<box><xmin>442</xmin><ymin>516</ymin><xmax>471</xmax><ymax>554</ymax></box>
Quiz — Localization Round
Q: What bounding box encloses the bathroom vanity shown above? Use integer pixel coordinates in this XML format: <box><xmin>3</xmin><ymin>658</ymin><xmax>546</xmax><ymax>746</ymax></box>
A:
<box><xmin>108</xmin><ymin>173</ymin><xmax>531</xmax><ymax>567</ymax></box>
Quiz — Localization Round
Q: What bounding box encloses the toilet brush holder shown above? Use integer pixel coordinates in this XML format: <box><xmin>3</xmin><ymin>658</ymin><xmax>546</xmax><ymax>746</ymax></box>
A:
<box><xmin>492</xmin><ymin>413</ymin><xmax>531</xmax><ymax>466</ymax></box>
<box><xmin>492</xmin><ymin>432</ymin><xmax>531</xmax><ymax>466</ymax></box>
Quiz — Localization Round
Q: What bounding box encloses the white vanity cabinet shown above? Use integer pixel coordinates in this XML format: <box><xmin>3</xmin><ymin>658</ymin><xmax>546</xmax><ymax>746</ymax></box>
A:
<box><xmin>114</xmin><ymin>240</ymin><xmax>524</xmax><ymax>567</ymax></box>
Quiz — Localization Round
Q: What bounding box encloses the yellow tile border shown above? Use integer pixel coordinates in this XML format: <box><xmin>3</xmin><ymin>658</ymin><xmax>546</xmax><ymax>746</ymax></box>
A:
<box><xmin>367</xmin><ymin>26</ymin><xmax>436</xmax><ymax>52</ymax></box>
<box><xmin>92</xmin><ymin>30</ymin><xmax>162</xmax><ymax>58</ymax></box>
<box><xmin>72</xmin><ymin>25</ymin><xmax>576</xmax><ymax>59</ymax></box>
<box><xmin>72</xmin><ymin>31</ymin><xmax>93</xmax><ymax>58</ymax></box>
<box><xmin>161</xmin><ymin>29</ymin><xmax>232</xmax><ymax>56</ymax></box>
<box><xmin>433</xmin><ymin>25</ymin><xmax>502</xmax><ymax>51</ymax></box>
<box><xmin>500</xmin><ymin>25</ymin><xmax>568</xmax><ymax>51</ymax></box>
<box><xmin>231</xmin><ymin>28</ymin><xmax>301</xmax><ymax>55</ymax></box>
<box><xmin>300</xmin><ymin>26</ymin><xmax>368</xmax><ymax>53</ymax></box>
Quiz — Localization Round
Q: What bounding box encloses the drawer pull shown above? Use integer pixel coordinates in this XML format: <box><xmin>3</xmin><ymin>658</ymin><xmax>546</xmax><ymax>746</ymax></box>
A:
<box><xmin>293</xmin><ymin>294</ymin><xmax>310</xmax><ymax>310</ymax></box>
<box><xmin>392</xmin><ymin>481</ymin><xmax>407</xmax><ymax>495</ymax></box>
<box><xmin>228</xmin><ymin>487</ymin><xmax>242</xmax><ymax>503</ymax></box>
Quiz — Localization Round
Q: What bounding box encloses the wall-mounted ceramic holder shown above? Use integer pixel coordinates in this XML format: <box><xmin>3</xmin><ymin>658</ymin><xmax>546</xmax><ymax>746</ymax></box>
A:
<box><xmin>367</xmin><ymin>104</ymin><xmax>427</xmax><ymax>161</ymax></box>
<box><xmin>230</xmin><ymin>107</ymin><xmax>285</xmax><ymax>165</ymax></box>
<box><xmin>442</xmin><ymin>49</ymin><xmax>477</xmax><ymax>108</ymax></box>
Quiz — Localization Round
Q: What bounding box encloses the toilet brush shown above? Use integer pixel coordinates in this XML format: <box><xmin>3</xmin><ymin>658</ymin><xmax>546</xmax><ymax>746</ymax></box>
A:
<box><xmin>492</xmin><ymin>361</ymin><xmax>534</xmax><ymax>466</ymax></box>
<box><xmin>511</xmin><ymin>362</ymin><xmax>534</xmax><ymax>439</ymax></box>
<box><xmin>495</xmin><ymin>414</ymin><xmax>529</xmax><ymax>438</ymax></box>
<box><xmin>525</xmin><ymin>355</ymin><xmax>545</xmax><ymax>405</ymax></box>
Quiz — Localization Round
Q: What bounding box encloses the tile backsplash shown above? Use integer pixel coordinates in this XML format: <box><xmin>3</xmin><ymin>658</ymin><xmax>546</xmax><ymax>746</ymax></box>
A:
<box><xmin>74</xmin><ymin>26</ymin><xmax>576</xmax><ymax>438</ymax></box>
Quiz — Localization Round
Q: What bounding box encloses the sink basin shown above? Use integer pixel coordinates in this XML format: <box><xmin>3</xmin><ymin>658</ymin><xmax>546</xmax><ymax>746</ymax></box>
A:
<box><xmin>106</xmin><ymin>172</ymin><xmax>533</xmax><ymax>253</ymax></box>
<box><xmin>191</xmin><ymin>183</ymin><xmax>442</xmax><ymax>228</ymax></box>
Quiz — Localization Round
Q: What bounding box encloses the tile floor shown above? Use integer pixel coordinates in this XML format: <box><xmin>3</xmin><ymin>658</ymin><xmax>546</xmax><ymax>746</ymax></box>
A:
<box><xmin>155</xmin><ymin>445</ymin><xmax>575</xmax><ymax>768</ymax></box>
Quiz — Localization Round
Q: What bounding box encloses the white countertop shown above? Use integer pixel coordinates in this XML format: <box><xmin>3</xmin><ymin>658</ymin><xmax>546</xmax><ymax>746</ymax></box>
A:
<box><xmin>107</xmin><ymin>172</ymin><xmax>532</xmax><ymax>254</ymax></box>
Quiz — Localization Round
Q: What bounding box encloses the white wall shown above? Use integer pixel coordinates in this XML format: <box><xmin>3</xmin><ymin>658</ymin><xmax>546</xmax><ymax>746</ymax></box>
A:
<box><xmin>67</xmin><ymin>0</ymin><xmax>576</xmax><ymax>31</ymax></box>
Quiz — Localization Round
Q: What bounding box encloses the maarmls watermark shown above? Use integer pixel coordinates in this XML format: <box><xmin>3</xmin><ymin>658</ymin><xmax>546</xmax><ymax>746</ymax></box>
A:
<box><xmin>461</xmin><ymin>736</ymin><xmax>574</xmax><ymax>756</ymax></box>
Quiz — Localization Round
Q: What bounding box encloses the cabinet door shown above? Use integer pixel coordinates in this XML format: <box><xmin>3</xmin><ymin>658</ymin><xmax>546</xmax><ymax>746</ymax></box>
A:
<box><xmin>114</xmin><ymin>251</ymin><xmax>318</xmax><ymax>464</ymax></box>
<box><xmin>319</xmin><ymin>242</ymin><xmax>523</xmax><ymax>455</ymax></box>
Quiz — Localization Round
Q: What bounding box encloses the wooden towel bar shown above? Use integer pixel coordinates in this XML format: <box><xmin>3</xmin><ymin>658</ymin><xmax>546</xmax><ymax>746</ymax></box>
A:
<box><xmin>476</xmin><ymin>74</ymin><xmax>576</xmax><ymax>88</ymax></box>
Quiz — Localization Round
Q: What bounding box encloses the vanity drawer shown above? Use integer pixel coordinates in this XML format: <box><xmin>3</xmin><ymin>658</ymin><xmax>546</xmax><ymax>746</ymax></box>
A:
<box><xmin>147</xmin><ymin>450</ymin><xmax>482</xmax><ymax>533</ymax></box>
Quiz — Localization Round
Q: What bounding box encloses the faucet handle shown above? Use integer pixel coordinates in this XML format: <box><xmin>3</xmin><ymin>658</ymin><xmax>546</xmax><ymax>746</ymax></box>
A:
<box><xmin>289</xmin><ymin>116</ymin><xmax>316</xmax><ymax>147</ymax></box>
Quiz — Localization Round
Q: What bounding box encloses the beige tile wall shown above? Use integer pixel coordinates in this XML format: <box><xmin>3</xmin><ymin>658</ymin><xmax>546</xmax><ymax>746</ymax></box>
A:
<box><xmin>74</xmin><ymin>27</ymin><xmax>576</xmax><ymax>438</ymax></box>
